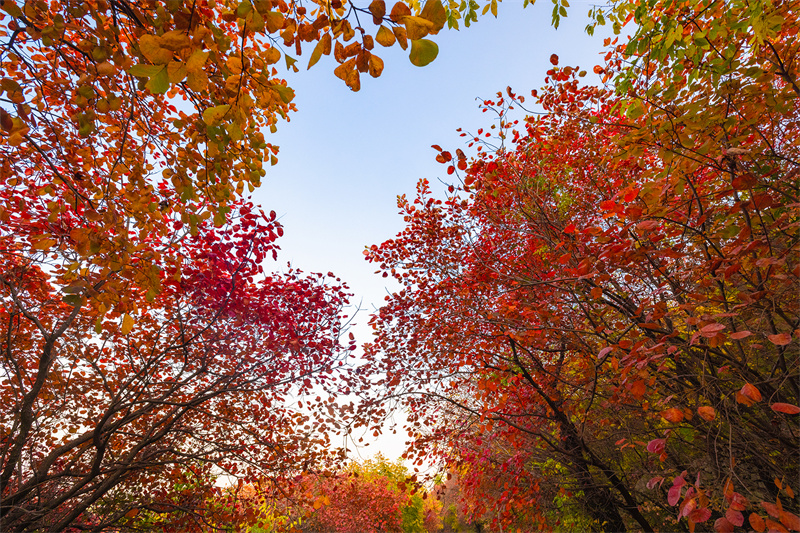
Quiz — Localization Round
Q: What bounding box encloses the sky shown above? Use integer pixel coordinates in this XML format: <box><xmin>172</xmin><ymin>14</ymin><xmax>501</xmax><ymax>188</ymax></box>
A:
<box><xmin>251</xmin><ymin>0</ymin><xmax>614</xmax><ymax>462</ymax></box>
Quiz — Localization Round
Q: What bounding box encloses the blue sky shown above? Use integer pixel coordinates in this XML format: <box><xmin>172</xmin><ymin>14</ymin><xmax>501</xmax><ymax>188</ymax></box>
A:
<box><xmin>252</xmin><ymin>0</ymin><xmax>614</xmax><ymax>461</ymax></box>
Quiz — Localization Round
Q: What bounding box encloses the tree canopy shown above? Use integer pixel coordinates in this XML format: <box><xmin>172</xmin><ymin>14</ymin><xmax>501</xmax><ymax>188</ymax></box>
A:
<box><xmin>358</xmin><ymin>1</ymin><xmax>799</xmax><ymax>531</ymax></box>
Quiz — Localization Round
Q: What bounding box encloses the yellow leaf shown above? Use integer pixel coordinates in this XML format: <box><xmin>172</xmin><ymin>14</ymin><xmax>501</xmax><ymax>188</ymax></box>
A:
<box><xmin>121</xmin><ymin>314</ymin><xmax>134</xmax><ymax>335</ymax></box>
<box><xmin>186</xmin><ymin>70</ymin><xmax>208</xmax><ymax>92</ymax></box>
<box><xmin>167</xmin><ymin>61</ymin><xmax>187</xmax><ymax>83</ymax></box>
<box><xmin>392</xmin><ymin>25</ymin><xmax>408</xmax><ymax>50</ymax></box>
<box><xmin>265</xmin><ymin>11</ymin><xmax>284</xmax><ymax>33</ymax></box>
<box><xmin>203</xmin><ymin>104</ymin><xmax>231</xmax><ymax>126</ymax></box>
<box><xmin>32</xmin><ymin>238</ymin><xmax>56</xmax><ymax>250</ymax></box>
<box><xmin>368</xmin><ymin>54</ymin><xmax>384</xmax><ymax>78</ymax></box>
<box><xmin>186</xmin><ymin>50</ymin><xmax>209</xmax><ymax>73</ymax></box>
<box><xmin>307</xmin><ymin>35</ymin><xmax>330</xmax><ymax>70</ymax></box>
<box><xmin>139</xmin><ymin>34</ymin><xmax>173</xmax><ymax>65</ymax></box>
<box><xmin>226</xmin><ymin>55</ymin><xmax>243</xmax><ymax>74</ymax></box>
<box><xmin>375</xmin><ymin>25</ymin><xmax>396</xmax><ymax>47</ymax></box>
<box><xmin>160</xmin><ymin>30</ymin><xmax>191</xmax><ymax>51</ymax></box>
<box><xmin>403</xmin><ymin>16</ymin><xmax>435</xmax><ymax>40</ymax></box>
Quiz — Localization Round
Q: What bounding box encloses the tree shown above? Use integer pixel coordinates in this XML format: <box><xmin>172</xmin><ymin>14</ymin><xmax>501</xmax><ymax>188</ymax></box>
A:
<box><xmin>358</xmin><ymin>1</ymin><xmax>799</xmax><ymax>531</ymax></box>
<box><xmin>1</xmin><ymin>193</ymin><xmax>354</xmax><ymax>531</ymax></box>
<box><xmin>0</xmin><ymin>0</ymin><xmax>502</xmax><ymax>529</ymax></box>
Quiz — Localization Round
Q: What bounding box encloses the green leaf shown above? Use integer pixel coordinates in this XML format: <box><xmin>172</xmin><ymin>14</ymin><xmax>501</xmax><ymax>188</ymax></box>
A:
<box><xmin>145</xmin><ymin>67</ymin><xmax>170</xmax><ymax>94</ymax></box>
<box><xmin>409</xmin><ymin>39</ymin><xmax>439</xmax><ymax>67</ymax></box>
<box><xmin>128</xmin><ymin>64</ymin><xmax>165</xmax><ymax>78</ymax></box>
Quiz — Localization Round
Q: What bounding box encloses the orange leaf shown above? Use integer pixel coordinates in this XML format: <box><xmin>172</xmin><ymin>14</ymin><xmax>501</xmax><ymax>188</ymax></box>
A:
<box><xmin>779</xmin><ymin>510</ymin><xmax>800</xmax><ymax>532</ymax></box>
<box><xmin>661</xmin><ymin>408</ymin><xmax>684</xmax><ymax>423</ymax></box>
<box><xmin>750</xmin><ymin>513</ymin><xmax>766</xmax><ymax>532</ymax></box>
<box><xmin>630</xmin><ymin>379</ymin><xmax>646</xmax><ymax>400</ymax></box>
<box><xmin>765</xmin><ymin>518</ymin><xmax>790</xmax><ymax>533</ymax></box>
<box><xmin>697</xmin><ymin>406</ymin><xmax>716</xmax><ymax>421</ymax></box>
<box><xmin>739</xmin><ymin>383</ymin><xmax>762</xmax><ymax>404</ymax></box>
<box><xmin>771</xmin><ymin>403</ymin><xmax>800</xmax><ymax>415</ymax></box>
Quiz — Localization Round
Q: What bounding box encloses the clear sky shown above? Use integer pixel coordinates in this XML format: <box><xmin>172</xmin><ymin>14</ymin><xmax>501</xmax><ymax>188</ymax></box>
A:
<box><xmin>251</xmin><ymin>0</ymin><xmax>613</xmax><ymax>463</ymax></box>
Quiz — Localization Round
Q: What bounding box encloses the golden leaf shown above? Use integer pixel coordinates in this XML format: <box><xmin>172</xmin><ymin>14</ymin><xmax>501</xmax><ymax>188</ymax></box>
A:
<box><xmin>376</xmin><ymin>25</ymin><xmax>396</xmax><ymax>47</ymax></box>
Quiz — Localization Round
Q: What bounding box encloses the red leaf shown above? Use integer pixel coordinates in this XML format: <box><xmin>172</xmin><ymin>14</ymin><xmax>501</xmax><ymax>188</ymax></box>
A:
<box><xmin>726</xmin><ymin>508</ymin><xmax>744</xmax><ymax>527</ymax></box>
<box><xmin>668</xmin><ymin>484</ymin><xmax>683</xmax><ymax>506</ymax></box>
<box><xmin>549</xmin><ymin>54</ymin><xmax>559</xmax><ymax>65</ymax></box>
<box><xmin>636</xmin><ymin>220</ymin><xmax>659</xmax><ymax>232</ymax></box>
<box><xmin>768</xmin><ymin>333</ymin><xmax>792</xmax><ymax>346</ymax></box>
<box><xmin>715</xmin><ymin>517</ymin><xmax>734</xmax><ymax>533</ymax></box>
<box><xmin>771</xmin><ymin>403</ymin><xmax>800</xmax><ymax>415</ymax></box>
<box><xmin>647</xmin><ymin>438</ymin><xmax>665</xmax><ymax>454</ymax></box>
<box><xmin>699</xmin><ymin>323</ymin><xmax>726</xmax><ymax>337</ymax></box>
<box><xmin>730</xmin><ymin>330</ymin><xmax>752</xmax><ymax>339</ymax></box>
<box><xmin>689</xmin><ymin>507</ymin><xmax>712</xmax><ymax>523</ymax></box>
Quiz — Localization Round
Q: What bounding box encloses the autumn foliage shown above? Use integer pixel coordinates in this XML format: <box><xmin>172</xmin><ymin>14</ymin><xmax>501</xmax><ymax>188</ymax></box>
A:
<box><xmin>360</xmin><ymin>1</ymin><xmax>799</xmax><ymax>531</ymax></box>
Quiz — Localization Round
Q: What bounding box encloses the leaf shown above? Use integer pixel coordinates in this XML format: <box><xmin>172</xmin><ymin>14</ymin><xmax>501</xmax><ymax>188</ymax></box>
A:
<box><xmin>409</xmin><ymin>39</ymin><xmax>438</xmax><ymax>67</ymax></box>
<box><xmin>186</xmin><ymin>50</ymin><xmax>210</xmax><ymax>72</ymax></box>
<box><xmin>750</xmin><ymin>513</ymin><xmax>766</xmax><ymax>532</ymax></box>
<box><xmin>730</xmin><ymin>330</ymin><xmax>752</xmax><ymax>340</ymax></box>
<box><xmin>203</xmin><ymin>105</ymin><xmax>231</xmax><ymax>126</ymax></box>
<box><xmin>697</xmin><ymin>406</ymin><xmax>716</xmax><ymax>421</ymax></box>
<box><xmin>145</xmin><ymin>67</ymin><xmax>170</xmax><ymax>93</ymax></box>
<box><xmin>771</xmin><ymin>403</ymin><xmax>800</xmax><ymax>415</ymax></box>
<box><xmin>647</xmin><ymin>438</ymin><xmax>665</xmax><ymax>454</ymax></box>
<box><xmin>689</xmin><ymin>508</ymin><xmax>712</xmax><ymax>523</ymax></box>
<box><xmin>307</xmin><ymin>37</ymin><xmax>328</xmax><ymax>69</ymax></box>
<box><xmin>376</xmin><ymin>25</ymin><xmax>396</xmax><ymax>47</ymax></box>
<box><xmin>139</xmin><ymin>34</ymin><xmax>173</xmax><ymax>64</ymax></box>
<box><xmin>128</xmin><ymin>64</ymin><xmax>165</xmax><ymax>78</ymax></box>
<box><xmin>420</xmin><ymin>0</ymin><xmax>447</xmax><ymax>32</ymax></box>
<box><xmin>368</xmin><ymin>54</ymin><xmax>384</xmax><ymax>78</ymax></box>
<box><xmin>121</xmin><ymin>314</ymin><xmax>134</xmax><ymax>335</ymax></box>
<box><xmin>780</xmin><ymin>510</ymin><xmax>800</xmax><ymax>531</ymax></box>
<box><xmin>32</xmin><ymin>238</ymin><xmax>57</xmax><ymax>250</ymax></box>
<box><xmin>284</xmin><ymin>53</ymin><xmax>298</xmax><ymax>72</ymax></box>
<box><xmin>272</xmin><ymin>84</ymin><xmax>295</xmax><ymax>103</ymax></box>
<box><xmin>392</xmin><ymin>25</ymin><xmax>408</xmax><ymax>50</ymax></box>
<box><xmin>404</xmin><ymin>16</ymin><xmax>435</xmax><ymax>40</ymax></box>
<box><xmin>768</xmin><ymin>333</ymin><xmax>792</xmax><ymax>346</ymax></box>
<box><xmin>699</xmin><ymin>323</ymin><xmax>725</xmax><ymax>337</ymax></box>
<box><xmin>629</xmin><ymin>379</ymin><xmax>646</xmax><ymax>400</ymax></box>
<box><xmin>661</xmin><ymin>408</ymin><xmax>684</xmax><ymax>423</ymax></box>
<box><xmin>369</xmin><ymin>0</ymin><xmax>386</xmax><ymax>24</ymax></box>
<box><xmin>389</xmin><ymin>1</ymin><xmax>411</xmax><ymax>22</ymax></box>
<box><xmin>726</xmin><ymin>509</ymin><xmax>744</xmax><ymax>527</ymax></box>
<box><xmin>668</xmin><ymin>484</ymin><xmax>683</xmax><ymax>506</ymax></box>
<box><xmin>765</xmin><ymin>518</ymin><xmax>790</xmax><ymax>533</ymax></box>
<box><xmin>160</xmin><ymin>30</ymin><xmax>191</xmax><ymax>51</ymax></box>
<box><xmin>738</xmin><ymin>383</ymin><xmax>762</xmax><ymax>405</ymax></box>
<box><xmin>715</xmin><ymin>517</ymin><xmax>734</xmax><ymax>533</ymax></box>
